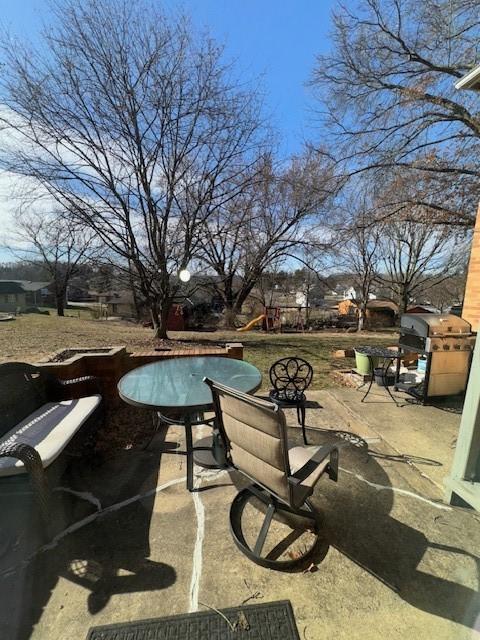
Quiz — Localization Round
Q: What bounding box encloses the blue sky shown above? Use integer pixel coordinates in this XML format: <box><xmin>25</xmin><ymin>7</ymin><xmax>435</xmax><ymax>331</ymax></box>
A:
<box><xmin>1</xmin><ymin>0</ymin><xmax>335</xmax><ymax>155</ymax></box>
<box><xmin>0</xmin><ymin>0</ymin><xmax>336</xmax><ymax>259</ymax></box>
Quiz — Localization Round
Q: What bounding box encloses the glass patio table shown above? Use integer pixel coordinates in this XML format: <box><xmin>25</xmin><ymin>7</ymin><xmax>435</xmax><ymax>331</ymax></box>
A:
<box><xmin>117</xmin><ymin>356</ymin><xmax>262</xmax><ymax>492</ymax></box>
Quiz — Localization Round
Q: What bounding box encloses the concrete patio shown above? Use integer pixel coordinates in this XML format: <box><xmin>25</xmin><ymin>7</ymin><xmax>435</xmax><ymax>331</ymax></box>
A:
<box><xmin>1</xmin><ymin>387</ymin><xmax>479</xmax><ymax>640</ymax></box>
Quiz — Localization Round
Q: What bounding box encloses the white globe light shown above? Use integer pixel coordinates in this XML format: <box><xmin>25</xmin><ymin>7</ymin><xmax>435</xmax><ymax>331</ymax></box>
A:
<box><xmin>179</xmin><ymin>269</ymin><xmax>191</xmax><ymax>283</ymax></box>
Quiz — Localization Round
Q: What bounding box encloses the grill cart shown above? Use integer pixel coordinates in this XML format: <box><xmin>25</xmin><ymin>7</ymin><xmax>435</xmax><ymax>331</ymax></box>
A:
<box><xmin>396</xmin><ymin>313</ymin><xmax>475</xmax><ymax>405</ymax></box>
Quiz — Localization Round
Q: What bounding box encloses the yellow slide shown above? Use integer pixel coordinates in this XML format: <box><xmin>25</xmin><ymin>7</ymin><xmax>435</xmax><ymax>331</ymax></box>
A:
<box><xmin>237</xmin><ymin>313</ymin><xmax>266</xmax><ymax>332</ymax></box>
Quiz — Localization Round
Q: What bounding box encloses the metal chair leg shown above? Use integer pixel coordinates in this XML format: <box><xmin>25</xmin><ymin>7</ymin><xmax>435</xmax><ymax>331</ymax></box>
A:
<box><xmin>253</xmin><ymin>503</ymin><xmax>276</xmax><ymax>556</ymax></box>
<box><xmin>300</xmin><ymin>403</ymin><xmax>308</xmax><ymax>445</ymax></box>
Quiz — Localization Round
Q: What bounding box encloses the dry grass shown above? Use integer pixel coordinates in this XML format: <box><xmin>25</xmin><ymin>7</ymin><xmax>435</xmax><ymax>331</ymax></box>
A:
<box><xmin>0</xmin><ymin>313</ymin><xmax>397</xmax><ymax>389</ymax></box>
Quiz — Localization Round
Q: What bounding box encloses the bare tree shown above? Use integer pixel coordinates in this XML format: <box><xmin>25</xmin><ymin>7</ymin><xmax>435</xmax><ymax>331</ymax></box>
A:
<box><xmin>0</xmin><ymin>0</ymin><xmax>262</xmax><ymax>338</ymax></box>
<box><xmin>422</xmin><ymin>271</ymin><xmax>467</xmax><ymax>311</ymax></box>
<box><xmin>311</xmin><ymin>0</ymin><xmax>480</xmax><ymax>228</ymax></box>
<box><xmin>14</xmin><ymin>210</ymin><xmax>97</xmax><ymax>316</ymax></box>
<box><xmin>376</xmin><ymin>217</ymin><xmax>465</xmax><ymax>313</ymax></box>
<box><xmin>341</xmin><ymin>218</ymin><xmax>381</xmax><ymax>331</ymax></box>
<box><xmin>198</xmin><ymin>153</ymin><xmax>334</xmax><ymax>328</ymax></box>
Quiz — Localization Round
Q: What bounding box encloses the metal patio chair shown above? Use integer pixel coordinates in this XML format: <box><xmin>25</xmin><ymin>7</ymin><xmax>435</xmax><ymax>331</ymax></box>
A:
<box><xmin>269</xmin><ymin>357</ymin><xmax>313</xmax><ymax>444</ymax></box>
<box><xmin>204</xmin><ymin>377</ymin><xmax>339</xmax><ymax>569</ymax></box>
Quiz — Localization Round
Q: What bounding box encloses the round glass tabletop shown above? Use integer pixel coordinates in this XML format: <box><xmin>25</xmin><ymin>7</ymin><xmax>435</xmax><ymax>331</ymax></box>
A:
<box><xmin>118</xmin><ymin>356</ymin><xmax>262</xmax><ymax>411</ymax></box>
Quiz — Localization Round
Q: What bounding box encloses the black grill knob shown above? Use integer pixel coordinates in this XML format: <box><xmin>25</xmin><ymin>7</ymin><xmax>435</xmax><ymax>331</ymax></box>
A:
<box><xmin>432</xmin><ymin>344</ymin><xmax>439</xmax><ymax>350</ymax></box>
<box><xmin>443</xmin><ymin>344</ymin><xmax>450</xmax><ymax>350</ymax></box>
<box><xmin>454</xmin><ymin>344</ymin><xmax>461</xmax><ymax>350</ymax></box>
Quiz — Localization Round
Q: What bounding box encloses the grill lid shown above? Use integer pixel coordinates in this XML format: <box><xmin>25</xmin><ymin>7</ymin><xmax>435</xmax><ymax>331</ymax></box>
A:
<box><xmin>400</xmin><ymin>313</ymin><xmax>472</xmax><ymax>337</ymax></box>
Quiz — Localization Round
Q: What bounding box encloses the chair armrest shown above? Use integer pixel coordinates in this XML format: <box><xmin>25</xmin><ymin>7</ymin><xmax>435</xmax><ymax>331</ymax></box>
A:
<box><xmin>0</xmin><ymin>442</ymin><xmax>51</xmax><ymax>526</ymax></box>
<box><xmin>56</xmin><ymin>375</ymin><xmax>102</xmax><ymax>400</ymax></box>
<box><xmin>288</xmin><ymin>443</ymin><xmax>339</xmax><ymax>486</ymax></box>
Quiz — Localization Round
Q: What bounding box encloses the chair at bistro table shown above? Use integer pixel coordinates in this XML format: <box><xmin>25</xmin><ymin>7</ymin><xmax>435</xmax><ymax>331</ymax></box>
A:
<box><xmin>204</xmin><ymin>377</ymin><xmax>339</xmax><ymax>569</ymax></box>
<box><xmin>268</xmin><ymin>357</ymin><xmax>313</xmax><ymax>444</ymax></box>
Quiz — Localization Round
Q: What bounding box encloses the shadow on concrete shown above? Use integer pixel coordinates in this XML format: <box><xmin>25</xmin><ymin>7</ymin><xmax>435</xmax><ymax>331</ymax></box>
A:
<box><xmin>427</xmin><ymin>396</ymin><xmax>464</xmax><ymax>415</ymax></box>
<box><xmin>306</xmin><ymin>426</ymin><xmax>443</xmax><ymax>468</ymax></box>
<box><xmin>0</xmin><ymin>425</ymin><xmax>176</xmax><ymax>640</ymax></box>
<box><xmin>302</xmin><ymin>428</ymin><xmax>479</xmax><ymax>631</ymax></box>
<box><xmin>225</xmin><ymin>424</ymin><xmax>478</xmax><ymax>628</ymax></box>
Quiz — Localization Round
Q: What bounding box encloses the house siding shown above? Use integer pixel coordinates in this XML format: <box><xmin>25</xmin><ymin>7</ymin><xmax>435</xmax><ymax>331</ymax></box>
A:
<box><xmin>463</xmin><ymin>203</ymin><xmax>480</xmax><ymax>331</ymax></box>
<box><xmin>0</xmin><ymin>293</ymin><xmax>27</xmax><ymax>312</ymax></box>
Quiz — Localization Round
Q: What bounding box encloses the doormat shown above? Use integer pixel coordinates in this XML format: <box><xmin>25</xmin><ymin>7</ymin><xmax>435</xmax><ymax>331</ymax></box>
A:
<box><xmin>86</xmin><ymin>599</ymin><xmax>300</xmax><ymax>639</ymax></box>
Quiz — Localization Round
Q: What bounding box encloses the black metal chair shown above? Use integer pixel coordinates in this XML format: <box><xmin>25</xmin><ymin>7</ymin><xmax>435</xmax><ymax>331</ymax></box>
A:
<box><xmin>204</xmin><ymin>377</ymin><xmax>339</xmax><ymax>570</ymax></box>
<box><xmin>269</xmin><ymin>357</ymin><xmax>313</xmax><ymax>445</ymax></box>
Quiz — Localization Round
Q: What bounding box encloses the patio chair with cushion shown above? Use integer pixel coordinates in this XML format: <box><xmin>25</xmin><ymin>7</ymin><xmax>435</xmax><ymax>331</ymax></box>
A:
<box><xmin>268</xmin><ymin>357</ymin><xmax>313</xmax><ymax>445</ymax></box>
<box><xmin>204</xmin><ymin>377</ymin><xmax>339</xmax><ymax>569</ymax></box>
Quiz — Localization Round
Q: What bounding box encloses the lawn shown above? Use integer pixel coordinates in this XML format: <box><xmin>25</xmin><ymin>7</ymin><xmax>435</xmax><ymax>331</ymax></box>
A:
<box><xmin>0</xmin><ymin>313</ymin><xmax>397</xmax><ymax>389</ymax></box>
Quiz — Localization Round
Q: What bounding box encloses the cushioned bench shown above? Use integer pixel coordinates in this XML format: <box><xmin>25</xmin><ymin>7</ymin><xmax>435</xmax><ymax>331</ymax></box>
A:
<box><xmin>0</xmin><ymin>362</ymin><xmax>104</xmax><ymax>525</ymax></box>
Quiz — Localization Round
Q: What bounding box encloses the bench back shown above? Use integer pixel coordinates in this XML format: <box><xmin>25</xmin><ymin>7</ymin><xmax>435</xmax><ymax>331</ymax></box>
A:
<box><xmin>0</xmin><ymin>363</ymin><xmax>57</xmax><ymax>439</ymax></box>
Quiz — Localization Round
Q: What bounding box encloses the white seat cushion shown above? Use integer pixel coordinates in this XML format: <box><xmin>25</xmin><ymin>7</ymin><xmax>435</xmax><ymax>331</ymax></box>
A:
<box><xmin>0</xmin><ymin>395</ymin><xmax>101</xmax><ymax>477</ymax></box>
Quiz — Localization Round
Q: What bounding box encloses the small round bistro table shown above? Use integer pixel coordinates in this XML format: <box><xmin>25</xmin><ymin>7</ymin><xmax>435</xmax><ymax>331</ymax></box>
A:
<box><xmin>355</xmin><ymin>346</ymin><xmax>403</xmax><ymax>405</ymax></box>
<box><xmin>117</xmin><ymin>356</ymin><xmax>262</xmax><ymax>492</ymax></box>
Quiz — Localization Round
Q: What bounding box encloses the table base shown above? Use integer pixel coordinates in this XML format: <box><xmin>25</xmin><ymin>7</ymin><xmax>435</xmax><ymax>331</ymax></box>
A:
<box><xmin>361</xmin><ymin>355</ymin><xmax>401</xmax><ymax>406</ymax></box>
<box><xmin>193</xmin><ymin>436</ymin><xmax>228</xmax><ymax>470</ymax></box>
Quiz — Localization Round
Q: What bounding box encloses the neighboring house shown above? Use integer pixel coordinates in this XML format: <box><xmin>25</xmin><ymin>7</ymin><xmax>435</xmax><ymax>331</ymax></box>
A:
<box><xmin>20</xmin><ymin>281</ymin><xmax>54</xmax><ymax>306</ymax></box>
<box><xmin>407</xmin><ymin>304</ymin><xmax>440</xmax><ymax>314</ymax></box>
<box><xmin>105</xmin><ymin>293</ymin><xmax>138</xmax><ymax>318</ymax></box>
<box><xmin>0</xmin><ymin>280</ymin><xmax>53</xmax><ymax>311</ymax></box>
<box><xmin>67</xmin><ymin>283</ymin><xmax>94</xmax><ymax>302</ymax></box>
<box><xmin>105</xmin><ymin>292</ymin><xmax>185</xmax><ymax>330</ymax></box>
<box><xmin>320</xmin><ymin>283</ymin><xmax>376</xmax><ymax>309</ymax></box>
<box><xmin>0</xmin><ymin>282</ymin><xmax>27</xmax><ymax>312</ymax></box>
<box><xmin>338</xmin><ymin>298</ymin><xmax>398</xmax><ymax>327</ymax></box>
<box><xmin>343</xmin><ymin>285</ymin><xmax>356</xmax><ymax>300</ymax></box>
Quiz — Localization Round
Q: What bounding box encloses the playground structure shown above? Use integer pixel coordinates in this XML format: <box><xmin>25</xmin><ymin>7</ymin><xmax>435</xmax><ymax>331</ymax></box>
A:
<box><xmin>237</xmin><ymin>305</ymin><xmax>307</xmax><ymax>333</ymax></box>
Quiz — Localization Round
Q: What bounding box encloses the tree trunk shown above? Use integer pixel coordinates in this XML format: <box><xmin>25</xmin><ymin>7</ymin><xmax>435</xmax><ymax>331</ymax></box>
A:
<box><xmin>128</xmin><ymin>263</ymin><xmax>142</xmax><ymax>321</ymax></box>
<box><xmin>55</xmin><ymin>286</ymin><xmax>66</xmax><ymax>316</ymax></box>
<box><xmin>399</xmin><ymin>286</ymin><xmax>409</xmax><ymax>315</ymax></box>
<box><xmin>357</xmin><ymin>309</ymin><xmax>366</xmax><ymax>332</ymax></box>
<box><xmin>150</xmin><ymin>301</ymin><xmax>170</xmax><ymax>339</ymax></box>
<box><xmin>358</xmin><ymin>295</ymin><xmax>369</xmax><ymax>331</ymax></box>
<box><xmin>221</xmin><ymin>277</ymin><xmax>238</xmax><ymax>329</ymax></box>
<box><xmin>223</xmin><ymin>304</ymin><xmax>238</xmax><ymax>329</ymax></box>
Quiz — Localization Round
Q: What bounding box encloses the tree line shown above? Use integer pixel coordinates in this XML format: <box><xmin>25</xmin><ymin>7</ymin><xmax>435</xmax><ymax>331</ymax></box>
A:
<box><xmin>0</xmin><ymin>0</ymin><xmax>477</xmax><ymax>334</ymax></box>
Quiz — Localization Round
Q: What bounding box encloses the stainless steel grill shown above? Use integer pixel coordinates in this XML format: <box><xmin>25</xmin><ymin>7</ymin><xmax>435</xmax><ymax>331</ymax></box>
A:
<box><xmin>398</xmin><ymin>313</ymin><xmax>475</xmax><ymax>402</ymax></box>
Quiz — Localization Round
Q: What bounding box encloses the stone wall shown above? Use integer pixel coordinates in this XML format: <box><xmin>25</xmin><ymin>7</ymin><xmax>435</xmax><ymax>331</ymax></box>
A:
<box><xmin>463</xmin><ymin>204</ymin><xmax>480</xmax><ymax>332</ymax></box>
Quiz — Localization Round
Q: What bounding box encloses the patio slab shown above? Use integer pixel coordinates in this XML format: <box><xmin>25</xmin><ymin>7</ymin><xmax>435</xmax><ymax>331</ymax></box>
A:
<box><xmin>325</xmin><ymin>386</ymin><xmax>462</xmax><ymax>493</ymax></box>
<box><xmin>1</xmin><ymin>400</ymin><xmax>478</xmax><ymax>640</ymax></box>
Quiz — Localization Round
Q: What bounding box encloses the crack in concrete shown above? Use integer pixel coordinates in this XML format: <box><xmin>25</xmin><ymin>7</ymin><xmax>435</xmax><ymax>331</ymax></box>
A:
<box><xmin>188</xmin><ymin>466</ymin><xmax>229</xmax><ymax>613</ymax></box>
<box><xmin>340</xmin><ymin>467</ymin><xmax>451</xmax><ymax>511</ymax></box>
<box><xmin>0</xmin><ymin>476</ymin><xmax>186</xmax><ymax>579</ymax></box>
<box><xmin>189</xmin><ymin>469</ymin><xmax>205</xmax><ymax>613</ymax></box>
<box><xmin>53</xmin><ymin>487</ymin><xmax>102</xmax><ymax>511</ymax></box>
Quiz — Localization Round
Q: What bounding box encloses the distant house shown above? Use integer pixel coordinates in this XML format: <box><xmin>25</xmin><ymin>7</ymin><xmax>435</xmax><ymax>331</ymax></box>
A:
<box><xmin>0</xmin><ymin>280</ymin><xmax>53</xmax><ymax>312</ymax></box>
<box><xmin>0</xmin><ymin>282</ymin><xmax>27</xmax><ymax>312</ymax></box>
<box><xmin>105</xmin><ymin>293</ymin><xmax>138</xmax><ymax>318</ymax></box>
<box><xmin>338</xmin><ymin>298</ymin><xmax>398</xmax><ymax>327</ymax></box>
<box><xmin>105</xmin><ymin>292</ymin><xmax>185</xmax><ymax>330</ymax></box>
<box><xmin>407</xmin><ymin>304</ymin><xmax>440</xmax><ymax>314</ymax></box>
